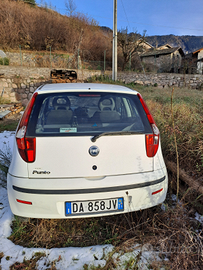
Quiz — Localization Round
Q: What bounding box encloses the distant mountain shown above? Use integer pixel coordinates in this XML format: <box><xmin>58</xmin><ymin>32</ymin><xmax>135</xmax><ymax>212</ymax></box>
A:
<box><xmin>146</xmin><ymin>35</ymin><xmax>203</xmax><ymax>53</ymax></box>
<box><xmin>100</xmin><ymin>29</ymin><xmax>203</xmax><ymax>54</ymax></box>
<box><xmin>100</xmin><ymin>26</ymin><xmax>113</xmax><ymax>33</ymax></box>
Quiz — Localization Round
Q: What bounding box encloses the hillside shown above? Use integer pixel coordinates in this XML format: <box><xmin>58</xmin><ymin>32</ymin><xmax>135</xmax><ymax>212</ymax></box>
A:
<box><xmin>101</xmin><ymin>27</ymin><xmax>203</xmax><ymax>53</ymax></box>
<box><xmin>146</xmin><ymin>35</ymin><xmax>203</xmax><ymax>53</ymax></box>
<box><xmin>1</xmin><ymin>1</ymin><xmax>203</xmax><ymax>59</ymax></box>
<box><xmin>0</xmin><ymin>0</ymin><xmax>112</xmax><ymax>62</ymax></box>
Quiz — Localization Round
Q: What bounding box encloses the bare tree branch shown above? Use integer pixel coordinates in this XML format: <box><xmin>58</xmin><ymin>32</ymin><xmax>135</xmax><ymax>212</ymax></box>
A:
<box><xmin>118</xmin><ymin>28</ymin><xmax>146</xmax><ymax>70</ymax></box>
<box><xmin>65</xmin><ymin>0</ymin><xmax>76</xmax><ymax>17</ymax></box>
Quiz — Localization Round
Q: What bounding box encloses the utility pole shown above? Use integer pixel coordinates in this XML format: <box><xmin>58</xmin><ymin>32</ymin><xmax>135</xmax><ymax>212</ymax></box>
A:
<box><xmin>112</xmin><ymin>0</ymin><xmax>117</xmax><ymax>81</ymax></box>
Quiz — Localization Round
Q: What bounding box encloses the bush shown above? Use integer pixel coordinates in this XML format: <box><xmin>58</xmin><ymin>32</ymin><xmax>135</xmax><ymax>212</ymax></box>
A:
<box><xmin>0</xmin><ymin>57</ymin><xmax>9</xmax><ymax>65</ymax></box>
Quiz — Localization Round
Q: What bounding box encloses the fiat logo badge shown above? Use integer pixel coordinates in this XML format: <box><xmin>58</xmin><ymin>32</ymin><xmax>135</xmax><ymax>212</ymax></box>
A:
<box><xmin>89</xmin><ymin>146</ymin><xmax>100</xmax><ymax>157</ymax></box>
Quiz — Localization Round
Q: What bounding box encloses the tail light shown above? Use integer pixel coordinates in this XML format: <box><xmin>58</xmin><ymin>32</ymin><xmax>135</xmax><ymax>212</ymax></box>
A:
<box><xmin>137</xmin><ymin>93</ymin><xmax>159</xmax><ymax>157</ymax></box>
<box><xmin>16</xmin><ymin>92</ymin><xmax>38</xmax><ymax>163</ymax></box>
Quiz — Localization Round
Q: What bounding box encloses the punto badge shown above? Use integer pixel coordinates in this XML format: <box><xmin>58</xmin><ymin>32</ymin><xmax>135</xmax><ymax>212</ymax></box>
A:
<box><xmin>89</xmin><ymin>146</ymin><xmax>100</xmax><ymax>157</ymax></box>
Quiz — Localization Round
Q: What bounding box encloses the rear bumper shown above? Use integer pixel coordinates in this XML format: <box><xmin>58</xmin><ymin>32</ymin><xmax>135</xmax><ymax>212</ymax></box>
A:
<box><xmin>7</xmin><ymin>169</ymin><xmax>168</xmax><ymax>218</ymax></box>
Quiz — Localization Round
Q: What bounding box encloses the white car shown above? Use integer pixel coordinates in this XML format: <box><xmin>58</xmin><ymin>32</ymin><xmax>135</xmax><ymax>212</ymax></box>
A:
<box><xmin>7</xmin><ymin>83</ymin><xmax>168</xmax><ymax>219</ymax></box>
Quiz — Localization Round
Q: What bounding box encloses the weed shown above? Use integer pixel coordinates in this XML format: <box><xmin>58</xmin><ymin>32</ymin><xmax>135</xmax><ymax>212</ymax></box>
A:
<box><xmin>0</xmin><ymin>97</ymin><xmax>11</xmax><ymax>105</ymax></box>
<box><xmin>65</xmin><ymin>238</ymin><xmax>73</xmax><ymax>246</ymax></box>
<box><xmin>104</xmin><ymin>233</ymin><xmax>120</xmax><ymax>245</ymax></box>
<box><xmin>10</xmin><ymin>216</ymin><xmax>27</xmax><ymax>239</ymax></box>
<box><xmin>0</xmin><ymin>121</ymin><xmax>18</xmax><ymax>132</ymax></box>
<box><xmin>0</xmin><ymin>57</ymin><xmax>9</xmax><ymax>65</ymax></box>
<box><xmin>97</xmin><ymin>65</ymin><xmax>102</xmax><ymax>70</ymax></box>
<box><xmin>122</xmin><ymin>254</ymin><xmax>139</xmax><ymax>269</ymax></box>
<box><xmin>83</xmin><ymin>264</ymin><xmax>103</xmax><ymax>270</ymax></box>
<box><xmin>0</xmin><ymin>252</ymin><xmax>4</xmax><ymax>263</ymax></box>
<box><xmin>10</xmin><ymin>252</ymin><xmax>46</xmax><ymax>270</ymax></box>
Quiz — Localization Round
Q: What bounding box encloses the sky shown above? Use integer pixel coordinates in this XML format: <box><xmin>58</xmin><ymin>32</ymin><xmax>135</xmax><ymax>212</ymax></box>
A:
<box><xmin>35</xmin><ymin>0</ymin><xmax>203</xmax><ymax>36</ymax></box>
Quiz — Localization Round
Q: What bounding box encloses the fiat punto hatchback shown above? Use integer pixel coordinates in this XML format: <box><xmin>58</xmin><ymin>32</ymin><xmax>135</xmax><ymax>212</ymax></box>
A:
<box><xmin>7</xmin><ymin>83</ymin><xmax>168</xmax><ymax>218</ymax></box>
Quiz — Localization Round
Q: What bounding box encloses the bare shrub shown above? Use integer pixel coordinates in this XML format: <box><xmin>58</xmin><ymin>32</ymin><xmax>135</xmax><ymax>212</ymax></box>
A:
<box><xmin>146</xmin><ymin>99</ymin><xmax>203</xmax><ymax>176</ymax></box>
<box><xmin>0</xmin><ymin>0</ymin><xmax>111</xmax><ymax>55</ymax></box>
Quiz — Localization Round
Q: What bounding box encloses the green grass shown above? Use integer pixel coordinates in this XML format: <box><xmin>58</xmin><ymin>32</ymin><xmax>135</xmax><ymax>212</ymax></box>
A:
<box><xmin>0</xmin><ymin>97</ymin><xmax>11</xmax><ymax>105</ymax></box>
<box><xmin>0</xmin><ymin>121</ymin><xmax>18</xmax><ymax>132</ymax></box>
<box><xmin>0</xmin><ymin>57</ymin><xmax>9</xmax><ymax>65</ymax></box>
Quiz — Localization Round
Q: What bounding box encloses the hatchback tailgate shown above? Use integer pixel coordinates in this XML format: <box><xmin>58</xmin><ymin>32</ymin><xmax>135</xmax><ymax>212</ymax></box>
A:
<box><xmin>28</xmin><ymin>135</ymin><xmax>153</xmax><ymax>178</ymax></box>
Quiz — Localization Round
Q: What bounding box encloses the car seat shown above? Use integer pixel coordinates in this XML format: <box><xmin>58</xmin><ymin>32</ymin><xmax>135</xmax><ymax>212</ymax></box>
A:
<box><xmin>92</xmin><ymin>97</ymin><xmax>120</xmax><ymax>123</ymax></box>
<box><xmin>46</xmin><ymin>96</ymin><xmax>73</xmax><ymax>124</ymax></box>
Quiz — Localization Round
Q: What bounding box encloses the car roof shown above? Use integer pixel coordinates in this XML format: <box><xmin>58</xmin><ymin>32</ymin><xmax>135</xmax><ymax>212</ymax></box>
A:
<box><xmin>36</xmin><ymin>83</ymin><xmax>138</xmax><ymax>95</ymax></box>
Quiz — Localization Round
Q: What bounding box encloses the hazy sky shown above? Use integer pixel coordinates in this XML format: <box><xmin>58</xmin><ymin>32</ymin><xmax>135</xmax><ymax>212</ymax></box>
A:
<box><xmin>35</xmin><ymin>0</ymin><xmax>203</xmax><ymax>36</ymax></box>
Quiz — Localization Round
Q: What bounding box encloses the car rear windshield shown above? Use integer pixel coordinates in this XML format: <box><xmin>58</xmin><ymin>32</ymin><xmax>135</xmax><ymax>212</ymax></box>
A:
<box><xmin>26</xmin><ymin>92</ymin><xmax>152</xmax><ymax>136</ymax></box>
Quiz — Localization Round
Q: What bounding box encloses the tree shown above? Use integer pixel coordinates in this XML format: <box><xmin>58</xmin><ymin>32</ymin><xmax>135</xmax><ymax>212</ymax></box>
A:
<box><xmin>117</xmin><ymin>28</ymin><xmax>146</xmax><ymax>70</ymax></box>
<box><xmin>65</xmin><ymin>0</ymin><xmax>76</xmax><ymax>16</ymax></box>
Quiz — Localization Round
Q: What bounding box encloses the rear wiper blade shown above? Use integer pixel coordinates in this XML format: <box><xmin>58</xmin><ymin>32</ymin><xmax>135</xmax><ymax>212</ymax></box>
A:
<box><xmin>91</xmin><ymin>131</ymin><xmax>142</xmax><ymax>142</ymax></box>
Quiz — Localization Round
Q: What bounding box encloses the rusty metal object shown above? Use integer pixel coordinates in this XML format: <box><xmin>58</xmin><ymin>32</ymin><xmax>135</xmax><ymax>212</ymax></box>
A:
<box><xmin>50</xmin><ymin>69</ymin><xmax>77</xmax><ymax>83</ymax></box>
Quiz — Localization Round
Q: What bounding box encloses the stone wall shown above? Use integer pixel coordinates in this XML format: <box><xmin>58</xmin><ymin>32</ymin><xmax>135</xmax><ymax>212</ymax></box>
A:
<box><xmin>5</xmin><ymin>51</ymin><xmax>74</xmax><ymax>68</ymax></box>
<box><xmin>0</xmin><ymin>66</ymin><xmax>202</xmax><ymax>106</ymax></box>
<box><xmin>0</xmin><ymin>66</ymin><xmax>50</xmax><ymax>106</ymax></box>
<box><xmin>117</xmin><ymin>72</ymin><xmax>203</xmax><ymax>89</ymax></box>
<box><xmin>0</xmin><ymin>66</ymin><xmax>104</xmax><ymax>106</ymax></box>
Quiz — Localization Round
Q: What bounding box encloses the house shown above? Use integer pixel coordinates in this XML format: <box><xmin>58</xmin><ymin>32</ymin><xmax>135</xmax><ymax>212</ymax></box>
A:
<box><xmin>193</xmin><ymin>48</ymin><xmax>203</xmax><ymax>74</ymax></box>
<box><xmin>140</xmin><ymin>47</ymin><xmax>185</xmax><ymax>73</ymax></box>
<box><xmin>183</xmin><ymin>48</ymin><xmax>203</xmax><ymax>74</ymax></box>
<box><xmin>157</xmin><ymin>44</ymin><xmax>173</xmax><ymax>50</ymax></box>
<box><xmin>139</xmin><ymin>40</ymin><xmax>154</xmax><ymax>51</ymax></box>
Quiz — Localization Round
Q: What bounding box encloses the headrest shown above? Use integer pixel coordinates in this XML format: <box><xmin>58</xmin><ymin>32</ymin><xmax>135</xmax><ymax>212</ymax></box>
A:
<box><xmin>53</xmin><ymin>96</ymin><xmax>70</xmax><ymax>109</ymax></box>
<box><xmin>99</xmin><ymin>97</ymin><xmax>115</xmax><ymax>111</ymax></box>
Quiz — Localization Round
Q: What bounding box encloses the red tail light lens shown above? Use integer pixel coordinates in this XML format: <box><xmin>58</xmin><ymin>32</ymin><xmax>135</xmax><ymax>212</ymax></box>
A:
<box><xmin>16</xmin><ymin>137</ymin><xmax>36</xmax><ymax>162</ymax></box>
<box><xmin>137</xmin><ymin>93</ymin><xmax>159</xmax><ymax>157</ymax></box>
<box><xmin>152</xmin><ymin>188</ymin><xmax>163</xmax><ymax>195</ymax></box>
<box><xmin>16</xmin><ymin>92</ymin><xmax>38</xmax><ymax>163</ymax></box>
<box><xmin>16</xmin><ymin>199</ymin><xmax>32</xmax><ymax>205</ymax></box>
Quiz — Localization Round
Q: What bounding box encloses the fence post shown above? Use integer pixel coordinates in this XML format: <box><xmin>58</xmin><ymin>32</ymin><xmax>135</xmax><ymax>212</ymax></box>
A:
<box><xmin>50</xmin><ymin>46</ymin><xmax>52</xmax><ymax>69</ymax></box>
<box><xmin>19</xmin><ymin>45</ymin><xmax>22</xmax><ymax>66</ymax></box>
<box><xmin>129</xmin><ymin>52</ymin><xmax>131</xmax><ymax>71</ymax></box>
<box><xmin>104</xmin><ymin>50</ymin><xmax>106</xmax><ymax>73</ymax></box>
<box><xmin>78</xmin><ymin>48</ymin><xmax>80</xmax><ymax>69</ymax></box>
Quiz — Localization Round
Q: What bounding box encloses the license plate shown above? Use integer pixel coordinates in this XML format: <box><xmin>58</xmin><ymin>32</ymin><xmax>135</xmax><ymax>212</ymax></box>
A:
<box><xmin>65</xmin><ymin>197</ymin><xmax>124</xmax><ymax>215</ymax></box>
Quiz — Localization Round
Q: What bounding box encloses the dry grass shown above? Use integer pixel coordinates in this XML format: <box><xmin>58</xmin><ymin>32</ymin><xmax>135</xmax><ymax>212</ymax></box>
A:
<box><xmin>132</xmin><ymin>85</ymin><xmax>203</xmax><ymax>180</ymax></box>
<box><xmin>9</xmin><ymin>195</ymin><xmax>203</xmax><ymax>269</ymax></box>
<box><xmin>10</xmin><ymin>252</ymin><xmax>49</xmax><ymax>270</ymax></box>
<box><xmin>5</xmin><ymin>82</ymin><xmax>203</xmax><ymax>269</ymax></box>
<box><xmin>0</xmin><ymin>0</ymin><xmax>112</xmax><ymax>64</ymax></box>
